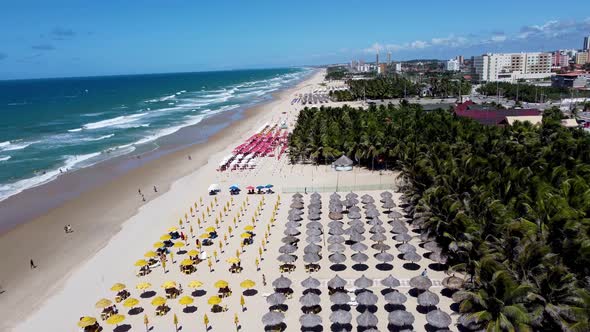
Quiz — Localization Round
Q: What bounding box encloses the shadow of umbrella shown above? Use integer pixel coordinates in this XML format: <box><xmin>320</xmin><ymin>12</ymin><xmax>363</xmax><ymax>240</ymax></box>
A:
<box><xmin>192</xmin><ymin>289</ymin><xmax>207</xmax><ymax>297</ymax></box>
<box><xmin>128</xmin><ymin>307</ymin><xmax>144</xmax><ymax>315</ymax></box>
<box><xmin>183</xmin><ymin>305</ymin><xmax>198</xmax><ymax>313</ymax></box>
<box><xmin>140</xmin><ymin>291</ymin><xmax>156</xmax><ymax>299</ymax></box>
<box><xmin>114</xmin><ymin>324</ymin><xmax>132</xmax><ymax>332</ymax></box>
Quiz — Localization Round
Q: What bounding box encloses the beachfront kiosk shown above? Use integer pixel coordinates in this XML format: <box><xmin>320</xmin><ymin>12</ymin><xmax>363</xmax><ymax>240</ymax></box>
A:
<box><xmin>332</xmin><ymin>155</ymin><xmax>353</xmax><ymax>191</ymax></box>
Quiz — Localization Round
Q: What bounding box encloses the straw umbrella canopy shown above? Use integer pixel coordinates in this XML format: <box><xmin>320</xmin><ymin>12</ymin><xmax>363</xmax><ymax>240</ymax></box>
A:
<box><xmin>213</xmin><ymin>280</ymin><xmax>228</xmax><ymax>289</ymax></box>
<box><xmin>95</xmin><ymin>298</ymin><xmax>112</xmax><ymax>309</ymax></box>
<box><xmin>153</xmin><ymin>241</ymin><xmax>165</xmax><ymax>248</ymax></box>
<box><xmin>327</xmin><ymin>275</ymin><xmax>347</xmax><ymax>289</ymax></box>
<box><xmin>357</xmin><ymin>292</ymin><xmax>378</xmax><ymax>306</ymax></box>
<box><xmin>351</xmin><ymin>242</ymin><xmax>368</xmax><ymax>252</ymax></box>
<box><xmin>357</xmin><ymin>311</ymin><xmax>378</xmax><ymax>327</ymax></box>
<box><xmin>329</xmin><ymin>211</ymin><xmax>343</xmax><ymax>220</ymax></box>
<box><xmin>395</xmin><ymin>233</ymin><xmax>413</xmax><ymax>242</ymax></box>
<box><xmin>367</xmin><ymin>217</ymin><xmax>383</xmax><ymax>226</ymax></box>
<box><xmin>301</xmin><ymin>276</ymin><xmax>320</xmax><ymax>289</ymax></box>
<box><xmin>307</xmin><ymin>221</ymin><xmax>323</xmax><ymax>229</ymax></box>
<box><xmin>364</xmin><ymin>202</ymin><xmax>377</xmax><ymax>210</ymax></box>
<box><xmin>266</xmin><ymin>292</ymin><xmax>286</xmax><ymax>306</ymax></box>
<box><xmin>110</xmin><ymin>283</ymin><xmax>126</xmax><ymax>292</ymax></box>
<box><xmin>346</xmin><ymin>192</ymin><xmax>358</xmax><ymax>199</ymax></box>
<box><xmin>281</xmin><ymin>236</ymin><xmax>299</xmax><ymax>244</ymax></box>
<box><xmin>420</xmin><ymin>231</ymin><xmax>434</xmax><ymax>242</ymax></box>
<box><xmin>77</xmin><ymin>317</ymin><xmax>97</xmax><ymax>328</ymax></box>
<box><xmin>409</xmin><ymin>275</ymin><xmax>432</xmax><ymax>290</ymax></box>
<box><xmin>262</xmin><ymin>311</ymin><xmax>285</xmax><ymax>326</ymax></box>
<box><xmin>328</xmin><ymin>243</ymin><xmax>345</xmax><ymax>253</ymax></box>
<box><xmin>388</xmin><ymin>211</ymin><xmax>403</xmax><ymax>219</ymax></box>
<box><xmin>442</xmin><ymin>276</ymin><xmax>464</xmax><ymax>290</ymax></box>
<box><xmin>207</xmin><ymin>295</ymin><xmax>222</xmax><ymax>305</ymax></box>
<box><xmin>287</xmin><ymin>215</ymin><xmax>302</xmax><ymax>222</ymax></box>
<box><xmin>375</xmin><ymin>251</ymin><xmax>394</xmax><ymax>263</ymax></box>
<box><xmin>187</xmin><ymin>249</ymin><xmax>199</xmax><ymax>257</ymax></box>
<box><xmin>372</xmin><ymin>243</ymin><xmax>391</xmax><ymax>251</ymax></box>
<box><xmin>366</xmin><ymin>209</ymin><xmax>380</xmax><ymax>219</ymax></box>
<box><xmin>134</xmin><ymin>259</ymin><xmax>148</xmax><ymax>267</ymax></box>
<box><xmin>330</xmin><ymin>310</ymin><xmax>352</xmax><ymax>325</ymax></box>
<box><xmin>151</xmin><ymin>296</ymin><xmax>167</xmax><ymax>306</ymax></box>
<box><xmin>384</xmin><ymin>291</ymin><xmax>407</xmax><ymax>305</ymax></box>
<box><xmin>347</xmin><ymin>222</ymin><xmax>364</xmax><ymax>231</ymax></box>
<box><xmin>327</xmin><ymin>235</ymin><xmax>345</xmax><ymax>244</ymax></box>
<box><xmin>180</xmin><ymin>258</ymin><xmax>194</xmax><ymax>267</ymax></box>
<box><xmin>310</xmin><ymin>191</ymin><xmax>321</xmax><ymax>199</ymax></box>
<box><xmin>354</xmin><ymin>275</ymin><xmax>373</xmax><ymax>289</ymax></box>
<box><xmin>329</xmin><ymin>252</ymin><xmax>346</xmax><ymax>264</ymax></box>
<box><xmin>162</xmin><ymin>281</ymin><xmax>178</xmax><ymax>289</ymax></box>
<box><xmin>304</xmin><ymin>243</ymin><xmax>322</xmax><ymax>254</ymax></box>
<box><xmin>285</xmin><ymin>220</ymin><xmax>302</xmax><ymax>228</ymax></box>
<box><xmin>188</xmin><ymin>280</ymin><xmax>203</xmax><ymax>289</ymax></box>
<box><xmin>331</xmin><ymin>192</ymin><xmax>341</xmax><ymax>199</ymax></box>
<box><xmin>277</xmin><ymin>254</ymin><xmax>297</xmax><ymax>264</ymax></box>
<box><xmin>423</xmin><ymin>241</ymin><xmax>442</xmax><ymax>252</ymax></box>
<box><xmin>347</xmin><ymin>211</ymin><xmax>362</xmax><ymax>219</ymax></box>
<box><xmin>240</xmin><ymin>279</ymin><xmax>256</xmax><ymax>289</ymax></box>
<box><xmin>382</xmin><ymin>200</ymin><xmax>396</xmax><ymax>211</ymax></box>
<box><xmin>328</xmin><ymin>227</ymin><xmax>344</xmax><ymax>236</ymax></box>
<box><xmin>370</xmin><ymin>233</ymin><xmax>387</xmax><ymax>242</ymax></box>
<box><xmin>369</xmin><ymin>225</ymin><xmax>386</xmax><ymax>234</ymax></box>
<box><xmin>299</xmin><ymin>293</ymin><xmax>321</xmax><ymax>307</ymax></box>
<box><xmin>307</xmin><ymin>213</ymin><xmax>321</xmax><ymax>221</ymax></box>
<box><xmin>349</xmin><ymin>232</ymin><xmax>366</xmax><ymax>243</ymax></box>
<box><xmin>306</xmin><ymin>235</ymin><xmax>322</xmax><ymax>244</ymax></box>
<box><xmin>361</xmin><ymin>195</ymin><xmax>375</xmax><ymax>204</ymax></box>
<box><xmin>380</xmin><ymin>191</ymin><xmax>393</xmax><ymax>198</ymax></box>
<box><xmin>418</xmin><ymin>290</ymin><xmax>440</xmax><ymax>307</ymax></box>
<box><xmin>300</xmin><ymin>313</ymin><xmax>322</xmax><ymax>328</ymax></box>
<box><xmin>289</xmin><ymin>208</ymin><xmax>304</xmax><ymax>215</ymax></box>
<box><xmin>351</xmin><ymin>252</ymin><xmax>369</xmax><ymax>263</ymax></box>
<box><xmin>397</xmin><ymin>243</ymin><xmax>416</xmax><ymax>254</ymax></box>
<box><xmin>179</xmin><ymin>296</ymin><xmax>194</xmax><ymax>307</ymax></box>
<box><xmin>305</xmin><ymin>228</ymin><xmax>322</xmax><ymax>236</ymax></box>
<box><xmin>330</xmin><ymin>291</ymin><xmax>351</xmax><ymax>305</ymax></box>
<box><xmin>328</xmin><ymin>220</ymin><xmax>343</xmax><ymax>229</ymax></box>
<box><xmin>388</xmin><ymin>310</ymin><xmax>415</xmax><ymax>326</ymax></box>
<box><xmin>106</xmin><ymin>314</ymin><xmax>125</xmax><ymax>326</ymax></box>
<box><xmin>381</xmin><ymin>275</ymin><xmax>401</xmax><ymax>288</ymax></box>
<box><xmin>284</xmin><ymin>227</ymin><xmax>300</xmax><ymax>236</ymax></box>
<box><xmin>391</xmin><ymin>223</ymin><xmax>409</xmax><ymax>234</ymax></box>
<box><xmin>293</xmin><ymin>193</ymin><xmax>303</xmax><ymax>198</ymax></box>
<box><xmin>426</xmin><ymin>309</ymin><xmax>452</xmax><ymax>329</ymax></box>
<box><xmin>429</xmin><ymin>251</ymin><xmax>448</xmax><ymax>264</ymax></box>
<box><xmin>160</xmin><ymin>234</ymin><xmax>172</xmax><ymax>241</ymax></box>
<box><xmin>272</xmin><ymin>275</ymin><xmax>292</xmax><ymax>289</ymax></box>
<box><xmin>403</xmin><ymin>251</ymin><xmax>422</xmax><ymax>263</ymax></box>
<box><xmin>290</xmin><ymin>201</ymin><xmax>304</xmax><ymax>209</ymax></box>
<box><xmin>303</xmin><ymin>252</ymin><xmax>321</xmax><ymax>264</ymax></box>
<box><xmin>349</xmin><ymin>205</ymin><xmax>361</xmax><ymax>213</ymax></box>
<box><xmin>279</xmin><ymin>244</ymin><xmax>297</xmax><ymax>254</ymax></box>
<box><xmin>136</xmin><ymin>281</ymin><xmax>152</xmax><ymax>292</ymax></box>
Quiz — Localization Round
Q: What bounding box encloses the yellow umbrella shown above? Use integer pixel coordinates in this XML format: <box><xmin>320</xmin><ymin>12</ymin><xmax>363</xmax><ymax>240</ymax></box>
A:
<box><xmin>180</xmin><ymin>259</ymin><xmax>193</xmax><ymax>266</ymax></box>
<box><xmin>162</xmin><ymin>281</ymin><xmax>177</xmax><ymax>289</ymax></box>
<box><xmin>134</xmin><ymin>259</ymin><xmax>148</xmax><ymax>267</ymax></box>
<box><xmin>188</xmin><ymin>249</ymin><xmax>199</xmax><ymax>257</ymax></box>
<box><xmin>77</xmin><ymin>316</ymin><xmax>97</xmax><ymax>328</ymax></box>
<box><xmin>168</xmin><ymin>226</ymin><xmax>178</xmax><ymax>232</ymax></box>
<box><xmin>123</xmin><ymin>297</ymin><xmax>139</xmax><ymax>308</ymax></box>
<box><xmin>151</xmin><ymin>296</ymin><xmax>167</xmax><ymax>306</ymax></box>
<box><xmin>153</xmin><ymin>241</ymin><xmax>165</xmax><ymax>248</ymax></box>
<box><xmin>179</xmin><ymin>296</ymin><xmax>194</xmax><ymax>306</ymax></box>
<box><xmin>106</xmin><ymin>314</ymin><xmax>125</xmax><ymax>326</ymax></box>
<box><xmin>188</xmin><ymin>280</ymin><xmax>203</xmax><ymax>288</ymax></box>
<box><xmin>110</xmin><ymin>283</ymin><xmax>126</xmax><ymax>292</ymax></box>
<box><xmin>226</xmin><ymin>257</ymin><xmax>240</xmax><ymax>264</ymax></box>
<box><xmin>244</xmin><ymin>225</ymin><xmax>255</xmax><ymax>231</ymax></box>
<box><xmin>136</xmin><ymin>282</ymin><xmax>152</xmax><ymax>291</ymax></box>
<box><xmin>240</xmin><ymin>232</ymin><xmax>252</xmax><ymax>239</ymax></box>
<box><xmin>214</xmin><ymin>280</ymin><xmax>228</xmax><ymax>288</ymax></box>
<box><xmin>95</xmin><ymin>298</ymin><xmax>112</xmax><ymax>309</ymax></box>
<box><xmin>207</xmin><ymin>295</ymin><xmax>222</xmax><ymax>305</ymax></box>
<box><xmin>200</xmin><ymin>233</ymin><xmax>210</xmax><ymax>239</ymax></box>
<box><xmin>240</xmin><ymin>279</ymin><xmax>256</xmax><ymax>289</ymax></box>
<box><xmin>173</xmin><ymin>242</ymin><xmax>185</xmax><ymax>248</ymax></box>
<box><xmin>160</xmin><ymin>234</ymin><xmax>172</xmax><ymax>241</ymax></box>
<box><xmin>205</xmin><ymin>226</ymin><xmax>216</xmax><ymax>233</ymax></box>
<box><xmin>144</xmin><ymin>251</ymin><xmax>158</xmax><ymax>258</ymax></box>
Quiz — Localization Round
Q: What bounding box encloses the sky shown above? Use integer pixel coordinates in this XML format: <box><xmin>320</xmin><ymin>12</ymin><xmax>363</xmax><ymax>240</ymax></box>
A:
<box><xmin>0</xmin><ymin>0</ymin><xmax>589</xmax><ymax>79</ymax></box>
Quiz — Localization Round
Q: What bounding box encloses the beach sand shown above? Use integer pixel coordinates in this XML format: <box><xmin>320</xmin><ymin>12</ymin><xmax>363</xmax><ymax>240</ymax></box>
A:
<box><xmin>0</xmin><ymin>69</ymin><xmax>460</xmax><ymax>332</ymax></box>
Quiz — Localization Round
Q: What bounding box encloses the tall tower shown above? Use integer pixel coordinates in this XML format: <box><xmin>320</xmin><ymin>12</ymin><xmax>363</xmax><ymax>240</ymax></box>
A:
<box><xmin>376</xmin><ymin>52</ymin><xmax>379</xmax><ymax>66</ymax></box>
<box><xmin>387</xmin><ymin>52</ymin><xmax>392</xmax><ymax>64</ymax></box>
<box><xmin>584</xmin><ymin>36</ymin><xmax>590</xmax><ymax>51</ymax></box>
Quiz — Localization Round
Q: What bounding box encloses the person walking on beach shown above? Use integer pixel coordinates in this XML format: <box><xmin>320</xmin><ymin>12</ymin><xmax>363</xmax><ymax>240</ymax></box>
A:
<box><xmin>138</xmin><ymin>188</ymin><xmax>142</xmax><ymax>195</ymax></box>
<box><xmin>262</xmin><ymin>274</ymin><xmax>267</xmax><ymax>286</ymax></box>
<box><xmin>153</xmin><ymin>185</ymin><xmax>157</xmax><ymax>193</ymax></box>
<box><xmin>30</xmin><ymin>259</ymin><xmax>36</xmax><ymax>269</ymax></box>
<box><xmin>421</xmin><ymin>269</ymin><xmax>428</xmax><ymax>277</ymax></box>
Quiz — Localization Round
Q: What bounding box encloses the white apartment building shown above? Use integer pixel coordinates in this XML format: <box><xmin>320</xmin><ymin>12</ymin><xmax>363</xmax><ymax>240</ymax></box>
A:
<box><xmin>473</xmin><ymin>52</ymin><xmax>553</xmax><ymax>82</ymax></box>
<box><xmin>446</xmin><ymin>59</ymin><xmax>460</xmax><ymax>71</ymax></box>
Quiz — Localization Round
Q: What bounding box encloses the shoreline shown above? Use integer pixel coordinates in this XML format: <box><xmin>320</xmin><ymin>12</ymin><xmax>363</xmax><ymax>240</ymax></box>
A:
<box><xmin>0</xmin><ymin>69</ymin><xmax>322</xmax><ymax>330</ymax></box>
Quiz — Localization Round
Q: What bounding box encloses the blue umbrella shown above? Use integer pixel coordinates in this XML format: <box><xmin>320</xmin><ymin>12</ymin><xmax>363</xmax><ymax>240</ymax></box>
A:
<box><xmin>229</xmin><ymin>185</ymin><xmax>240</xmax><ymax>190</ymax></box>
<box><xmin>265</xmin><ymin>184</ymin><xmax>274</xmax><ymax>189</ymax></box>
<box><xmin>256</xmin><ymin>185</ymin><xmax>265</xmax><ymax>190</ymax></box>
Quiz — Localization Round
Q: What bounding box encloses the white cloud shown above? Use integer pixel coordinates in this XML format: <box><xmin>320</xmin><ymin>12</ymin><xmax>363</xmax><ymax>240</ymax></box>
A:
<box><xmin>490</xmin><ymin>35</ymin><xmax>507</xmax><ymax>42</ymax></box>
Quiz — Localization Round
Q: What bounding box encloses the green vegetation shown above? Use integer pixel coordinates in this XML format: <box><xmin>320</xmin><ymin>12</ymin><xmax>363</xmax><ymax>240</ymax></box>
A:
<box><xmin>477</xmin><ymin>82</ymin><xmax>590</xmax><ymax>103</ymax></box>
<box><xmin>289</xmin><ymin>104</ymin><xmax>590</xmax><ymax>331</ymax></box>
<box><xmin>325</xmin><ymin>66</ymin><xmax>348</xmax><ymax>80</ymax></box>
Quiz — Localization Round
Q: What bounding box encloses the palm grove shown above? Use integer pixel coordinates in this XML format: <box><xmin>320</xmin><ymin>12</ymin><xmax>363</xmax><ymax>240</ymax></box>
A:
<box><xmin>289</xmin><ymin>103</ymin><xmax>590</xmax><ymax>331</ymax></box>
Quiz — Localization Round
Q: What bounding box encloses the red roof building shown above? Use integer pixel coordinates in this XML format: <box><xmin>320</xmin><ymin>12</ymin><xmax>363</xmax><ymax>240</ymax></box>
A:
<box><xmin>454</xmin><ymin>101</ymin><xmax>542</xmax><ymax>126</ymax></box>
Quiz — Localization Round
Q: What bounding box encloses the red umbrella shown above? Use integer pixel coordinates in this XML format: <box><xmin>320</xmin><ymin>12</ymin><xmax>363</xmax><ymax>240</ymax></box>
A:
<box><xmin>246</xmin><ymin>186</ymin><xmax>255</xmax><ymax>190</ymax></box>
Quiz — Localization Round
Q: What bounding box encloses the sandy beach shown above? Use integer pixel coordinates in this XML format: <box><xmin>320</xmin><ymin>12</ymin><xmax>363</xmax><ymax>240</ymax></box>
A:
<box><xmin>0</xmin><ymin>69</ymin><xmax>460</xmax><ymax>332</ymax></box>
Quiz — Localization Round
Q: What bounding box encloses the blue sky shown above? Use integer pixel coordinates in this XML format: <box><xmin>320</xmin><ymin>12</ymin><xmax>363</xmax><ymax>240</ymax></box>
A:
<box><xmin>0</xmin><ymin>0</ymin><xmax>589</xmax><ymax>79</ymax></box>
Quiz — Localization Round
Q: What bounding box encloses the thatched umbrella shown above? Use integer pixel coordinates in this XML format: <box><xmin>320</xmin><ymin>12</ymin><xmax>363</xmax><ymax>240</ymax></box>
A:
<box><xmin>327</xmin><ymin>243</ymin><xmax>345</xmax><ymax>253</ymax></box>
<box><xmin>284</xmin><ymin>227</ymin><xmax>300</xmax><ymax>236</ymax></box>
<box><xmin>349</xmin><ymin>233</ymin><xmax>366</xmax><ymax>243</ymax></box>
<box><xmin>328</xmin><ymin>252</ymin><xmax>346</xmax><ymax>264</ymax></box>
<box><xmin>262</xmin><ymin>311</ymin><xmax>285</xmax><ymax>327</ymax></box>
<box><xmin>329</xmin><ymin>205</ymin><xmax>343</xmax><ymax>214</ymax></box>
<box><xmin>369</xmin><ymin>225</ymin><xmax>386</xmax><ymax>234</ymax></box>
<box><xmin>364</xmin><ymin>202</ymin><xmax>377</xmax><ymax>210</ymax></box>
<box><xmin>272</xmin><ymin>275</ymin><xmax>292</xmax><ymax>289</ymax></box>
<box><xmin>372</xmin><ymin>242</ymin><xmax>391</xmax><ymax>251</ymax></box>
<box><xmin>397</xmin><ymin>243</ymin><xmax>416</xmax><ymax>254</ymax></box>
<box><xmin>327</xmin><ymin>221</ymin><xmax>343</xmax><ymax>229</ymax></box>
<box><xmin>266</xmin><ymin>292</ymin><xmax>286</xmax><ymax>306</ymax></box>
<box><xmin>388</xmin><ymin>211</ymin><xmax>403</xmax><ymax>219</ymax></box>
<box><xmin>306</xmin><ymin>235</ymin><xmax>322</xmax><ymax>244</ymax></box>
<box><xmin>356</xmin><ymin>292</ymin><xmax>378</xmax><ymax>306</ymax></box>
<box><xmin>328</xmin><ymin>227</ymin><xmax>345</xmax><ymax>236</ymax></box>
<box><xmin>390</xmin><ymin>224</ymin><xmax>409</xmax><ymax>234</ymax></box>
<box><xmin>403</xmin><ymin>251</ymin><xmax>422</xmax><ymax>263</ymax></box>
<box><xmin>281</xmin><ymin>236</ymin><xmax>299</xmax><ymax>244</ymax></box>
<box><xmin>350</xmin><ymin>242</ymin><xmax>368</xmax><ymax>252</ymax></box>
<box><xmin>367</xmin><ymin>217</ymin><xmax>383</xmax><ymax>226</ymax></box>
<box><xmin>426</xmin><ymin>309</ymin><xmax>452</xmax><ymax>329</ymax></box>
<box><xmin>361</xmin><ymin>195</ymin><xmax>375</xmax><ymax>204</ymax></box>
<box><xmin>345</xmin><ymin>192</ymin><xmax>358</xmax><ymax>199</ymax></box>
<box><xmin>395</xmin><ymin>233</ymin><xmax>412</xmax><ymax>242</ymax></box>
<box><xmin>287</xmin><ymin>214</ymin><xmax>302</xmax><ymax>222</ymax></box>
<box><xmin>305</xmin><ymin>228</ymin><xmax>322</xmax><ymax>237</ymax></box>
<box><xmin>354</xmin><ymin>275</ymin><xmax>373</xmax><ymax>289</ymax></box>
<box><xmin>388</xmin><ymin>310</ymin><xmax>414</xmax><ymax>326</ymax></box>
<box><xmin>292</xmin><ymin>193</ymin><xmax>303</xmax><ymax>198</ymax></box>
<box><xmin>299</xmin><ymin>293</ymin><xmax>321</xmax><ymax>307</ymax></box>
<box><xmin>384</xmin><ymin>291</ymin><xmax>407</xmax><ymax>305</ymax></box>
<box><xmin>330</xmin><ymin>192</ymin><xmax>341</xmax><ymax>200</ymax></box>
<box><xmin>290</xmin><ymin>201</ymin><xmax>304</xmax><ymax>209</ymax></box>
<box><xmin>300</xmin><ymin>313</ymin><xmax>322</xmax><ymax>328</ymax></box>
<box><xmin>418</xmin><ymin>290</ymin><xmax>440</xmax><ymax>307</ymax></box>
<box><xmin>382</xmin><ymin>200</ymin><xmax>396</xmax><ymax>212</ymax></box>
<box><xmin>442</xmin><ymin>276</ymin><xmax>464</xmax><ymax>290</ymax></box>
<box><xmin>307</xmin><ymin>213</ymin><xmax>321</xmax><ymax>221</ymax></box>
<box><xmin>330</xmin><ymin>310</ymin><xmax>352</xmax><ymax>325</ymax></box>
<box><xmin>423</xmin><ymin>241</ymin><xmax>442</xmax><ymax>252</ymax></box>
<box><xmin>303</xmin><ymin>252</ymin><xmax>321</xmax><ymax>264</ymax></box>
<box><xmin>381</xmin><ymin>275</ymin><xmax>401</xmax><ymax>288</ymax></box>
<box><xmin>310</xmin><ymin>192</ymin><xmax>321</xmax><ymax>199</ymax></box>
<box><xmin>349</xmin><ymin>206</ymin><xmax>361</xmax><ymax>213</ymax></box>
<box><xmin>301</xmin><ymin>276</ymin><xmax>320</xmax><ymax>289</ymax></box>
<box><xmin>289</xmin><ymin>208</ymin><xmax>304</xmax><ymax>215</ymax></box>
<box><xmin>347</xmin><ymin>221</ymin><xmax>364</xmax><ymax>229</ymax></box>
<box><xmin>420</xmin><ymin>231</ymin><xmax>434</xmax><ymax>242</ymax></box>
<box><xmin>370</xmin><ymin>233</ymin><xmax>387</xmax><ymax>242</ymax></box>
<box><xmin>329</xmin><ymin>211</ymin><xmax>344</xmax><ymax>220</ymax></box>
<box><xmin>409</xmin><ymin>275</ymin><xmax>432</xmax><ymax>290</ymax></box>
<box><xmin>366</xmin><ymin>209</ymin><xmax>380</xmax><ymax>219</ymax></box>
<box><xmin>351</xmin><ymin>252</ymin><xmax>368</xmax><ymax>263</ymax></box>
<box><xmin>304</xmin><ymin>243</ymin><xmax>322</xmax><ymax>254</ymax></box>
<box><xmin>327</xmin><ymin>235</ymin><xmax>345</xmax><ymax>244</ymax></box>
<box><xmin>429</xmin><ymin>251</ymin><xmax>448</xmax><ymax>264</ymax></box>
<box><xmin>279</xmin><ymin>244</ymin><xmax>297</xmax><ymax>254</ymax></box>
<box><xmin>327</xmin><ymin>275</ymin><xmax>347</xmax><ymax>289</ymax></box>
<box><xmin>308</xmin><ymin>208</ymin><xmax>321</xmax><ymax>216</ymax></box>
<box><xmin>277</xmin><ymin>254</ymin><xmax>296</xmax><ymax>264</ymax></box>
<box><xmin>348</xmin><ymin>211</ymin><xmax>362</xmax><ymax>219</ymax></box>
<box><xmin>375</xmin><ymin>252</ymin><xmax>394</xmax><ymax>263</ymax></box>
<box><xmin>285</xmin><ymin>221</ymin><xmax>301</xmax><ymax>228</ymax></box>
<box><xmin>330</xmin><ymin>292</ymin><xmax>351</xmax><ymax>305</ymax></box>
<box><xmin>357</xmin><ymin>311</ymin><xmax>378</xmax><ymax>327</ymax></box>
<box><xmin>380</xmin><ymin>191</ymin><xmax>393</xmax><ymax>198</ymax></box>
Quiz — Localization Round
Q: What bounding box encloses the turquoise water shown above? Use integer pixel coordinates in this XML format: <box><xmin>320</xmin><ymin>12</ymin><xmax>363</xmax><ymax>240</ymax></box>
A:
<box><xmin>0</xmin><ymin>68</ymin><xmax>310</xmax><ymax>201</ymax></box>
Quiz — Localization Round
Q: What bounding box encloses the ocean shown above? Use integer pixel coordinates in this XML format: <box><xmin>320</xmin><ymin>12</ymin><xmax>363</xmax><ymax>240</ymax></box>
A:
<box><xmin>0</xmin><ymin>67</ymin><xmax>310</xmax><ymax>202</ymax></box>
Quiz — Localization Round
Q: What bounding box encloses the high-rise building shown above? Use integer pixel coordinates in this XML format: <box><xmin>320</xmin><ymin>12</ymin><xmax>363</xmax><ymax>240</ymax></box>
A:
<box><xmin>378</xmin><ymin>63</ymin><xmax>387</xmax><ymax>74</ymax></box>
<box><xmin>552</xmin><ymin>51</ymin><xmax>570</xmax><ymax>67</ymax></box>
<box><xmin>446</xmin><ymin>59</ymin><xmax>460</xmax><ymax>71</ymax></box>
<box><xmin>394</xmin><ymin>63</ymin><xmax>402</xmax><ymax>72</ymax></box>
<box><xmin>376</xmin><ymin>53</ymin><xmax>379</xmax><ymax>67</ymax></box>
<box><xmin>387</xmin><ymin>52</ymin><xmax>392</xmax><ymax>64</ymax></box>
<box><xmin>456</xmin><ymin>55</ymin><xmax>464</xmax><ymax>65</ymax></box>
<box><xmin>473</xmin><ymin>52</ymin><xmax>553</xmax><ymax>82</ymax></box>
<box><xmin>583</xmin><ymin>36</ymin><xmax>590</xmax><ymax>51</ymax></box>
<box><xmin>575</xmin><ymin>51</ymin><xmax>589</xmax><ymax>65</ymax></box>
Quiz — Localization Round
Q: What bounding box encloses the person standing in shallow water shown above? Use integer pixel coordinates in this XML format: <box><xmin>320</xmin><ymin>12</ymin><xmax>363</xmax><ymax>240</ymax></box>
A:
<box><xmin>30</xmin><ymin>259</ymin><xmax>36</xmax><ymax>269</ymax></box>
